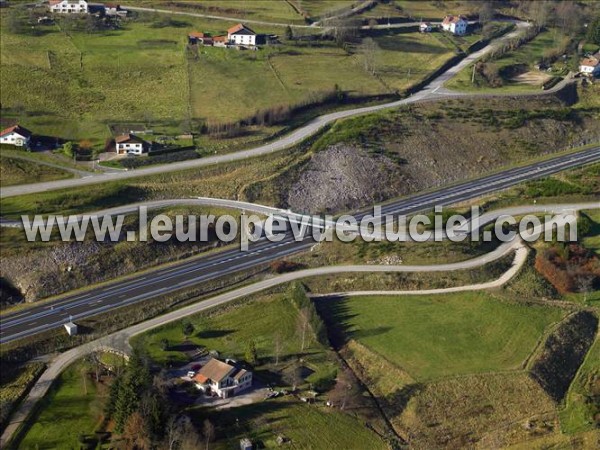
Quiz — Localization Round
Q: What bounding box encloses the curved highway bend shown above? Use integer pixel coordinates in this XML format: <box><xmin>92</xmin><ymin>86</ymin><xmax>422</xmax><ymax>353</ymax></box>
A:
<box><xmin>1</xmin><ymin>146</ymin><xmax>599</xmax><ymax>344</ymax></box>
<box><xmin>0</xmin><ymin>22</ymin><xmax>539</xmax><ymax>200</ymax></box>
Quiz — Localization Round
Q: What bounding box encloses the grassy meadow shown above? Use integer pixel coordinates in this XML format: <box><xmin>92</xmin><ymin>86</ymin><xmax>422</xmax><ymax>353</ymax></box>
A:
<box><xmin>317</xmin><ymin>292</ymin><xmax>566</xmax><ymax>380</ymax></box>
<box><xmin>1</xmin><ymin>6</ymin><xmax>461</xmax><ymax>152</ymax></box>
<box><xmin>16</xmin><ymin>360</ymin><xmax>109</xmax><ymax>449</ymax></box>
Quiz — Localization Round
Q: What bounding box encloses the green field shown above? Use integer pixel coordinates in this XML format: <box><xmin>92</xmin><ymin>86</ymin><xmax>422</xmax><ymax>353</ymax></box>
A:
<box><xmin>317</xmin><ymin>292</ymin><xmax>566</xmax><ymax>380</ymax></box>
<box><xmin>17</xmin><ymin>360</ymin><xmax>108</xmax><ymax>449</ymax></box>
<box><xmin>1</xmin><ymin>8</ymin><xmax>463</xmax><ymax>151</ymax></box>
<box><xmin>193</xmin><ymin>399</ymin><xmax>386</xmax><ymax>450</ymax></box>
<box><xmin>137</xmin><ymin>0</ymin><xmax>306</xmax><ymax>24</ymax></box>
<box><xmin>371</xmin><ymin>32</ymin><xmax>455</xmax><ymax>91</ymax></box>
<box><xmin>0</xmin><ymin>155</ymin><xmax>73</xmax><ymax>186</ymax></box>
<box><xmin>394</xmin><ymin>0</ymin><xmax>476</xmax><ymax>19</ymax></box>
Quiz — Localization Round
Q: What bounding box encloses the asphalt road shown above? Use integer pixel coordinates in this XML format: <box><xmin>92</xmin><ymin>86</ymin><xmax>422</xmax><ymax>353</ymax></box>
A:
<box><xmin>0</xmin><ymin>22</ymin><xmax>534</xmax><ymax>200</ymax></box>
<box><xmin>1</xmin><ymin>146</ymin><xmax>599</xmax><ymax>343</ymax></box>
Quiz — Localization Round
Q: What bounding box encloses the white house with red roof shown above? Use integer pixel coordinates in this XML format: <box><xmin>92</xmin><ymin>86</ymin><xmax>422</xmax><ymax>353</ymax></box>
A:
<box><xmin>442</xmin><ymin>15</ymin><xmax>468</xmax><ymax>35</ymax></box>
<box><xmin>0</xmin><ymin>125</ymin><xmax>32</xmax><ymax>147</ymax></box>
<box><xmin>579</xmin><ymin>54</ymin><xmax>600</xmax><ymax>77</ymax></box>
<box><xmin>227</xmin><ymin>23</ymin><xmax>257</xmax><ymax>46</ymax></box>
<box><xmin>49</xmin><ymin>0</ymin><xmax>88</xmax><ymax>14</ymax></box>
<box><xmin>192</xmin><ymin>358</ymin><xmax>252</xmax><ymax>398</ymax></box>
<box><xmin>115</xmin><ymin>133</ymin><xmax>150</xmax><ymax>155</ymax></box>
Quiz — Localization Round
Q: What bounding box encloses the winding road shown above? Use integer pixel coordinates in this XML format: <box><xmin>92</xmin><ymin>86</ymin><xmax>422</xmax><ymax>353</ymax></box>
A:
<box><xmin>1</xmin><ymin>235</ymin><xmax>529</xmax><ymax>449</ymax></box>
<box><xmin>0</xmin><ymin>21</ymin><xmax>545</xmax><ymax>200</ymax></box>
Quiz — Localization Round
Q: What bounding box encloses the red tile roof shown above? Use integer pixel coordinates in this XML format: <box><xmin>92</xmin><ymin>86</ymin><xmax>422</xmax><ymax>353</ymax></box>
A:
<box><xmin>212</xmin><ymin>35</ymin><xmax>228</xmax><ymax>42</ymax></box>
<box><xmin>0</xmin><ymin>125</ymin><xmax>32</xmax><ymax>138</ymax></box>
<box><xmin>193</xmin><ymin>373</ymin><xmax>209</xmax><ymax>384</ymax></box>
<box><xmin>443</xmin><ymin>15</ymin><xmax>467</xmax><ymax>25</ymax></box>
<box><xmin>581</xmin><ymin>57</ymin><xmax>599</xmax><ymax>67</ymax></box>
<box><xmin>188</xmin><ymin>31</ymin><xmax>205</xmax><ymax>39</ymax></box>
<box><xmin>227</xmin><ymin>23</ymin><xmax>255</xmax><ymax>35</ymax></box>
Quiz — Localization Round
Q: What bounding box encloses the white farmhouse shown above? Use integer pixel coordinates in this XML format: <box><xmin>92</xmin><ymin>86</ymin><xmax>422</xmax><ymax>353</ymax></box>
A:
<box><xmin>228</xmin><ymin>23</ymin><xmax>257</xmax><ymax>47</ymax></box>
<box><xmin>579</xmin><ymin>55</ymin><xmax>600</xmax><ymax>76</ymax></box>
<box><xmin>193</xmin><ymin>358</ymin><xmax>253</xmax><ymax>398</ymax></box>
<box><xmin>0</xmin><ymin>125</ymin><xmax>32</xmax><ymax>148</ymax></box>
<box><xmin>442</xmin><ymin>15</ymin><xmax>468</xmax><ymax>35</ymax></box>
<box><xmin>49</xmin><ymin>0</ymin><xmax>88</xmax><ymax>14</ymax></box>
<box><xmin>115</xmin><ymin>133</ymin><xmax>150</xmax><ymax>155</ymax></box>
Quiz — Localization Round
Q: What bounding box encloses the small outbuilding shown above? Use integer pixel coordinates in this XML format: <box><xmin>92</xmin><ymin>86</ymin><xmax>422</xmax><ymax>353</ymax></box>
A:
<box><xmin>64</xmin><ymin>322</ymin><xmax>78</xmax><ymax>336</ymax></box>
<box><xmin>239</xmin><ymin>438</ymin><xmax>253</xmax><ymax>450</ymax></box>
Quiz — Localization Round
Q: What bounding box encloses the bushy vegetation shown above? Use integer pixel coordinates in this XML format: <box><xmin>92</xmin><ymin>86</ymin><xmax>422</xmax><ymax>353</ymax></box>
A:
<box><xmin>0</xmin><ymin>363</ymin><xmax>45</xmax><ymax>433</ymax></box>
<box><xmin>535</xmin><ymin>244</ymin><xmax>599</xmax><ymax>294</ymax></box>
<box><xmin>531</xmin><ymin>311</ymin><xmax>598</xmax><ymax>402</ymax></box>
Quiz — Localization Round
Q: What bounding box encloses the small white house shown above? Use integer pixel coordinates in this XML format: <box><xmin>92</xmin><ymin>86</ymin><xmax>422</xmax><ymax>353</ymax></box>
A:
<box><xmin>228</xmin><ymin>23</ymin><xmax>257</xmax><ymax>47</ymax></box>
<box><xmin>442</xmin><ymin>15</ymin><xmax>468</xmax><ymax>35</ymax></box>
<box><xmin>580</xmin><ymin>55</ymin><xmax>600</xmax><ymax>76</ymax></box>
<box><xmin>115</xmin><ymin>133</ymin><xmax>150</xmax><ymax>155</ymax></box>
<box><xmin>64</xmin><ymin>322</ymin><xmax>78</xmax><ymax>336</ymax></box>
<box><xmin>0</xmin><ymin>125</ymin><xmax>32</xmax><ymax>147</ymax></box>
<box><xmin>420</xmin><ymin>22</ymin><xmax>432</xmax><ymax>33</ymax></box>
<box><xmin>49</xmin><ymin>0</ymin><xmax>89</xmax><ymax>14</ymax></box>
<box><xmin>193</xmin><ymin>358</ymin><xmax>253</xmax><ymax>398</ymax></box>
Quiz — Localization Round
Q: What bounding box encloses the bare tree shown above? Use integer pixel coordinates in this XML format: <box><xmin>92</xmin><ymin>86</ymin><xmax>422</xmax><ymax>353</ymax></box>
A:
<box><xmin>555</xmin><ymin>1</ymin><xmax>581</xmax><ymax>35</ymax></box>
<box><xmin>576</xmin><ymin>275</ymin><xmax>594</xmax><ymax>303</ymax></box>
<box><xmin>274</xmin><ymin>332</ymin><xmax>283</xmax><ymax>365</ymax></box>
<box><xmin>360</xmin><ymin>37</ymin><xmax>380</xmax><ymax>75</ymax></box>
<box><xmin>297</xmin><ymin>307</ymin><xmax>312</xmax><ymax>352</ymax></box>
<box><xmin>478</xmin><ymin>1</ymin><xmax>494</xmax><ymax>25</ymax></box>
<box><xmin>166</xmin><ymin>415</ymin><xmax>200</xmax><ymax>450</ymax></box>
<box><xmin>325</xmin><ymin>17</ymin><xmax>360</xmax><ymax>46</ymax></box>
<box><xmin>203</xmin><ymin>419</ymin><xmax>215</xmax><ymax>450</ymax></box>
<box><xmin>81</xmin><ymin>365</ymin><xmax>88</xmax><ymax>395</ymax></box>
<box><xmin>529</xmin><ymin>0</ymin><xmax>552</xmax><ymax>30</ymax></box>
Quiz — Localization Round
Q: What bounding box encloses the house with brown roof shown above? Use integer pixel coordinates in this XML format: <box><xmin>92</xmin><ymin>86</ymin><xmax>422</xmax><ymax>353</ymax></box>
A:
<box><xmin>0</xmin><ymin>125</ymin><xmax>32</xmax><ymax>148</ymax></box>
<box><xmin>227</xmin><ymin>23</ymin><xmax>256</xmax><ymax>47</ymax></box>
<box><xmin>442</xmin><ymin>15</ymin><xmax>468</xmax><ymax>35</ymax></box>
<box><xmin>192</xmin><ymin>358</ymin><xmax>252</xmax><ymax>398</ymax></box>
<box><xmin>115</xmin><ymin>133</ymin><xmax>150</xmax><ymax>155</ymax></box>
<box><xmin>580</xmin><ymin>54</ymin><xmax>600</xmax><ymax>77</ymax></box>
<box><xmin>188</xmin><ymin>31</ymin><xmax>211</xmax><ymax>45</ymax></box>
<box><xmin>212</xmin><ymin>35</ymin><xmax>229</xmax><ymax>47</ymax></box>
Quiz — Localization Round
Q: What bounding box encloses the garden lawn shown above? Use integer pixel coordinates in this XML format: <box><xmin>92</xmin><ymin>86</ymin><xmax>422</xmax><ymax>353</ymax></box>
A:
<box><xmin>192</xmin><ymin>399</ymin><xmax>386</xmax><ymax>450</ymax></box>
<box><xmin>17</xmin><ymin>360</ymin><xmax>107</xmax><ymax>449</ymax></box>
<box><xmin>135</xmin><ymin>292</ymin><xmax>303</xmax><ymax>366</ymax></box>
<box><xmin>317</xmin><ymin>292</ymin><xmax>566</xmax><ymax>380</ymax></box>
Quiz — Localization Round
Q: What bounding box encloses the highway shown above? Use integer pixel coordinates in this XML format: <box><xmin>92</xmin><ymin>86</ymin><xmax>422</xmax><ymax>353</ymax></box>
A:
<box><xmin>1</xmin><ymin>146</ymin><xmax>599</xmax><ymax>343</ymax></box>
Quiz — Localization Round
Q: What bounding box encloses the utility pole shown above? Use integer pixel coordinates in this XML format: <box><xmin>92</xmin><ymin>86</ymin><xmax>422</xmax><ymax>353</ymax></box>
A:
<box><xmin>471</xmin><ymin>64</ymin><xmax>476</xmax><ymax>84</ymax></box>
